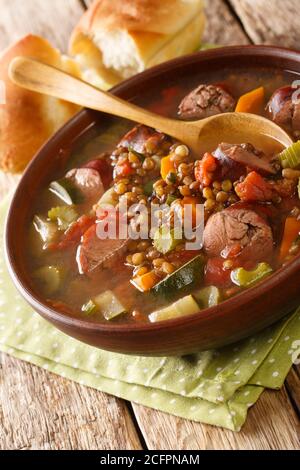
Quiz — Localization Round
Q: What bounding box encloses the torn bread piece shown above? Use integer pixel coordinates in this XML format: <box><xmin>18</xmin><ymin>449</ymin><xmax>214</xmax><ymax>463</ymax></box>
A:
<box><xmin>69</xmin><ymin>0</ymin><xmax>205</xmax><ymax>88</ymax></box>
<box><xmin>0</xmin><ymin>35</ymin><xmax>82</xmax><ymax>173</ymax></box>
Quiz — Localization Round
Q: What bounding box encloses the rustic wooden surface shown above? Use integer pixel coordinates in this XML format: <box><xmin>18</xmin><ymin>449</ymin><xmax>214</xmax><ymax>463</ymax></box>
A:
<box><xmin>0</xmin><ymin>0</ymin><xmax>299</xmax><ymax>451</ymax></box>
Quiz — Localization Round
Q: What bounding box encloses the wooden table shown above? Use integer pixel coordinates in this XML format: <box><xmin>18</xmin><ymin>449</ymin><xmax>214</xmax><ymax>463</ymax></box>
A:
<box><xmin>0</xmin><ymin>0</ymin><xmax>299</xmax><ymax>450</ymax></box>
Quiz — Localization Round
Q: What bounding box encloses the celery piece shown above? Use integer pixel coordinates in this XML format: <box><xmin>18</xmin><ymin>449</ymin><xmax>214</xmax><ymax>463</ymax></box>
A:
<box><xmin>48</xmin><ymin>206</ymin><xmax>78</xmax><ymax>231</ymax></box>
<box><xmin>153</xmin><ymin>226</ymin><xmax>182</xmax><ymax>255</ymax></box>
<box><xmin>278</xmin><ymin>141</ymin><xmax>300</xmax><ymax>169</ymax></box>
<box><xmin>149</xmin><ymin>295</ymin><xmax>200</xmax><ymax>323</ymax></box>
<box><xmin>94</xmin><ymin>291</ymin><xmax>126</xmax><ymax>321</ymax></box>
<box><xmin>33</xmin><ymin>266</ymin><xmax>64</xmax><ymax>295</ymax></box>
<box><xmin>33</xmin><ymin>215</ymin><xmax>58</xmax><ymax>244</ymax></box>
<box><xmin>231</xmin><ymin>263</ymin><xmax>273</xmax><ymax>288</ymax></box>
<box><xmin>194</xmin><ymin>286</ymin><xmax>221</xmax><ymax>308</ymax></box>
<box><xmin>81</xmin><ymin>300</ymin><xmax>98</xmax><ymax>316</ymax></box>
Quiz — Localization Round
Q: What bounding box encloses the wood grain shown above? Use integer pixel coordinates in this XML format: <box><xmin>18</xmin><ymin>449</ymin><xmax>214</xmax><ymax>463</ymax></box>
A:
<box><xmin>0</xmin><ymin>0</ymin><xmax>84</xmax><ymax>52</ymax></box>
<box><xmin>229</xmin><ymin>0</ymin><xmax>300</xmax><ymax>49</ymax></box>
<box><xmin>133</xmin><ymin>382</ymin><xmax>300</xmax><ymax>450</ymax></box>
<box><xmin>0</xmin><ymin>354</ymin><xmax>142</xmax><ymax>450</ymax></box>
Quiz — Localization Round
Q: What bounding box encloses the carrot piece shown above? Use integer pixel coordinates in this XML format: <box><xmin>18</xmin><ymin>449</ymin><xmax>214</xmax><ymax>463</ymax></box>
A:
<box><xmin>182</xmin><ymin>196</ymin><xmax>201</xmax><ymax>226</ymax></box>
<box><xmin>235</xmin><ymin>86</ymin><xmax>265</xmax><ymax>114</ymax></box>
<box><xmin>132</xmin><ymin>271</ymin><xmax>159</xmax><ymax>292</ymax></box>
<box><xmin>279</xmin><ymin>217</ymin><xmax>300</xmax><ymax>262</ymax></box>
<box><xmin>161</xmin><ymin>155</ymin><xmax>176</xmax><ymax>180</ymax></box>
<box><xmin>194</xmin><ymin>153</ymin><xmax>218</xmax><ymax>187</ymax></box>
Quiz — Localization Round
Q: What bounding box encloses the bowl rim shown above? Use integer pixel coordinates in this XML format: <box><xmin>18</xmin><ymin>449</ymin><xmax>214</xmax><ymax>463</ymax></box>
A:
<box><xmin>5</xmin><ymin>44</ymin><xmax>300</xmax><ymax>334</ymax></box>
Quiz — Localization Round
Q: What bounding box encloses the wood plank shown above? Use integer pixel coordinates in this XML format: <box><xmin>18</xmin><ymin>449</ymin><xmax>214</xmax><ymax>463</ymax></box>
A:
<box><xmin>132</xmin><ymin>385</ymin><xmax>300</xmax><ymax>450</ymax></box>
<box><xmin>0</xmin><ymin>354</ymin><xmax>142</xmax><ymax>450</ymax></box>
<box><xmin>83</xmin><ymin>0</ymin><xmax>250</xmax><ymax>46</ymax></box>
<box><xmin>0</xmin><ymin>0</ymin><xmax>84</xmax><ymax>52</ymax></box>
<box><xmin>229</xmin><ymin>0</ymin><xmax>300</xmax><ymax>49</ymax></box>
<box><xmin>286</xmin><ymin>368</ymin><xmax>300</xmax><ymax>416</ymax></box>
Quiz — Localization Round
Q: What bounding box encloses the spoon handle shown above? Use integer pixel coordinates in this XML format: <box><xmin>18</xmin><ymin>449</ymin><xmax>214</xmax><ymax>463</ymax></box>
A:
<box><xmin>9</xmin><ymin>56</ymin><xmax>188</xmax><ymax>141</ymax></box>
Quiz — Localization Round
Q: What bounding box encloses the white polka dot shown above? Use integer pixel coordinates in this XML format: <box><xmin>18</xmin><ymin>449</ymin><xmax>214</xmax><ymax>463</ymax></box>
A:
<box><xmin>209</xmin><ymin>408</ymin><xmax>216</xmax><ymax>414</ymax></box>
<box><xmin>230</xmin><ymin>411</ymin><xmax>236</xmax><ymax>416</ymax></box>
<box><xmin>178</xmin><ymin>365</ymin><xmax>185</xmax><ymax>372</ymax></box>
<box><xmin>92</xmin><ymin>367</ymin><xmax>97</xmax><ymax>374</ymax></box>
<box><xmin>197</xmin><ymin>371</ymin><xmax>203</xmax><ymax>377</ymax></box>
<box><xmin>234</xmin><ymin>370</ymin><xmax>240</xmax><ymax>376</ymax></box>
<box><xmin>233</xmin><ymin>358</ymin><xmax>240</xmax><ymax>363</ymax></box>
<box><xmin>162</xmin><ymin>384</ymin><xmax>167</xmax><ymax>391</ymax></box>
<box><xmin>61</xmin><ymin>372</ymin><xmax>66</xmax><ymax>378</ymax></box>
<box><xmin>244</xmin><ymin>391</ymin><xmax>250</xmax><ymax>397</ymax></box>
<box><xmin>269</xmin><ymin>358</ymin><xmax>275</xmax><ymax>364</ymax></box>
<box><xmin>170</xmin><ymin>398</ymin><xmax>176</xmax><ymax>404</ymax></box>
<box><xmin>190</xmin><ymin>405</ymin><xmax>197</xmax><ymax>412</ymax></box>
<box><xmin>217</xmin><ymin>396</ymin><xmax>224</xmax><ymax>402</ymax></box>
<box><xmin>272</xmin><ymin>371</ymin><xmax>279</xmax><ymax>378</ymax></box>
<box><xmin>143</xmin><ymin>368</ymin><xmax>149</xmax><ymax>374</ymax></box>
<box><xmin>252</xmin><ymin>360</ymin><xmax>258</xmax><ymax>365</ymax></box>
<box><xmin>251</xmin><ymin>349</ymin><xmax>257</xmax><ymax>355</ymax></box>
<box><xmin>43</xmin><ymin>364</ymin><xmax>49</xmax><ymax>370</ymax></box>
<box><xmin>15</xmin><ymin>306</ymin><xmax>21</xmax><ymax>312</ymax></box>
<box><xmin>159</xmin><ymin>359</ymin><xmax>166</xmax><ymax>367</ymax></box>
<box><xmin>234</xmin><ymin>381</ymin><xmax>241</xmax><ymax>385</ymax></box>
<box><xmin>151</xmin><ymin>392</ymin><xmax>158</xmax><ymax>399</ymax></box>
<box><xmin>54</xmin><ymin>357</ymin><xmax>61</xmax><ymax>362</ymax></box>
<box><xmin>52</xmin><ymin>343</ymin><xmax>58</xmax><ymax>349</ymax></box>
<box><xmin>216</xmin><ymin>367</ymin><xmax>222</xmax><ymax>372</ymax></box>
<box><xmin>288</xmin><ymin>350</ymin><xmax>293</xmax><ymax>355</ymax></box>
<box><xmin>284</xmin><ymin>336</ymin><xmax>290</xmax><ymax>342</ymax></box>
<box><xmin>73</xmin><ymin>362</ymin><xmax>79</xmax><ymax>369</ymax></box>
<box><xmin>180</xmin><ymin>390</ymin><xmax>186</xmax><ymax>396</ymax></box>
<box><xmin>179</xmin><ymin>377</ymin><xmax>186</xmax><ymax>383</ymax></box>
<box><xmin>267</xmin><ymin>338</ymin><xmax>274</xmax><ymax>344</ymax></box>
<box><xmin>79</xmin><ymin>380</ymin><xmax>84</xmax><ymax>385</ymax></box>
<box><xmin>256</xmin><ymin>381</ymin><xmax>262</xmax><ymax>386</ymax></box>
<box><xmin>216</xmin><ymin>384</ymin><xmax>222</xmax><ymax>390</ymax></box>
<box><xmin>160</xmin><ymin>373</ymin><xmax>167</xmax><ymax>379</ymax></box>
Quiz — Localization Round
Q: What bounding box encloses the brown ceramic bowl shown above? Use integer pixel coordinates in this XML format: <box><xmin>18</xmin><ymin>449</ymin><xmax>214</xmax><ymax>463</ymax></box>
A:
<box><xmin>5</xmin><ymin>45</ymin><xmax>300</xmax><ymax>356</ymax></box>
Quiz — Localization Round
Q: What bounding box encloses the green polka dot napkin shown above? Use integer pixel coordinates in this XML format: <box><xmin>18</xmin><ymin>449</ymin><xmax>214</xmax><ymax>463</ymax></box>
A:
<box><xmin>0</xmin><ymin>195</ymin><xmax>299</xmax><ymax>432</ymax></box>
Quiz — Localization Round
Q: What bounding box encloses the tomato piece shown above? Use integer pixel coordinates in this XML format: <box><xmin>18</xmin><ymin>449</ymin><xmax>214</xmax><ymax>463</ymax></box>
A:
<box><xmin>205</xmin><ymin>258</ymin><xmax>233</xmax><ymax>288</ymax></box>
<box><xmin>235</xmin><ymin>171</ymin><xmax>273</xmax><ymax>202</ymax></box>
<box><xmin>194</xmin><ymin>153</ymin><xmax>218</xmax><ymax>187</ymax></box>
<box><xmin>114</xmin><ymin>160</ymin><xmax>134</xmax><ymax>178</ymax></box>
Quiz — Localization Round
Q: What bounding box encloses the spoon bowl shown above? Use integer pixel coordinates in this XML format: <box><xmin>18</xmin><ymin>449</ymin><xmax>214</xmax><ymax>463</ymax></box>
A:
<box><xmin>9</xmin><ymin>56</ymin><xmax>293</xmax><ymax>153</ymax></box>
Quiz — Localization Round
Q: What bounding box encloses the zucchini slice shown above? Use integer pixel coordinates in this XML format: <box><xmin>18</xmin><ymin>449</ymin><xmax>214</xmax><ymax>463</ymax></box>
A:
<box><xmin>33</xmin><ymin>215</ymin><xmax>58</xmax><ymax>245</ymax></box>
<box><xmin>194</xmin><ymin>286</ymin><xmax>221</xmax><ymax>308</ymax></box>
<box><xmin>149</xmin><ymin>295</ymin><xmax>200</xmax><ymax>323</ymax></box>
<box><xmin>152</xmin><ymin>255</ymin><xmax>205</xmax><ymax>300</ymax></box>
<box><xmin>33</xmin><ymin>266</ymin><xmax>65</xmax><ymax>295</ymax></box>
<box><xmin>94</xmin><ymin>290</ymin><xmax>126</xmax><ymax>320</ymax></box>
<box><xmin>153</xmin><ymin>226</ymin><xmax>182</xmax><ymax>255</ymax></box>
<box><xmin>49</xmin><ymin>179</ymin><xmax>81</xmax><ymax>205</ymax></box>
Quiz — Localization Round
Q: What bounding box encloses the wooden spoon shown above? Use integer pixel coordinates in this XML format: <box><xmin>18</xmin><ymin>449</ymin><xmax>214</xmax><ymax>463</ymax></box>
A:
<box><xmin>9</xmin><ymin>57</ymin><xmax>293</xmax><ymax>152</ymax></box>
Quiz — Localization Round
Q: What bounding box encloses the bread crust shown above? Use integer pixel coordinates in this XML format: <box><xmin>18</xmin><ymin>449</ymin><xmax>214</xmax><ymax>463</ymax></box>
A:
<box><xmin>0</xmin><ymin>35</ymin><xmax>81</xmax><ymax>173</ymax></box>
<box><xmin>69</xmin><ymin>0</ymin><xmax>205</xmax><ymax>82</ymax></box>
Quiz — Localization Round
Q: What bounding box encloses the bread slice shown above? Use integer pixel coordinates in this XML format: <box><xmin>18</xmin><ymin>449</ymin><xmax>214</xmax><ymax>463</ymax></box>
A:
<box><xmin>69</xmin><ymin>0</ymin><xmax>205</xmax><ymax>88</ymax></box>
<box><xmin>0</xmin><ymin>35</ymin><xmax>82</xmax><ymax>173</ymax></box>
